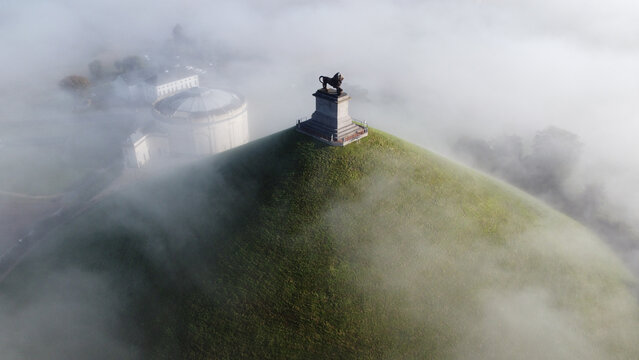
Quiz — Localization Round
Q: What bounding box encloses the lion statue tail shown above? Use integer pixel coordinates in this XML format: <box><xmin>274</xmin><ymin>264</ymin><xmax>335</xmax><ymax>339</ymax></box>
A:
<box><xmin>318</xmin><ymin>75</ymin><xmax>324</xmax><ymax>84</ymax></box>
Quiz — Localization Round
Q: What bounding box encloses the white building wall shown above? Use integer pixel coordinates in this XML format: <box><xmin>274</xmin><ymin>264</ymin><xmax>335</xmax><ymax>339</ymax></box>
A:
<box><xmin>233</xmin><ymin>111</ymin><xmax>249</xmax><ymax>146</ymax></box>
<box><xmin>209</xmin><ymin>106</ymin><xmax>249</xmax><ymax>153</ymax></box>
<box><xmin>155</xmin><ymin>75</ymin><xmax>199</xmax><ymax>100</ymax></box>
<box><xmin>124</xmin><ymin>133</ymin><xmax>170</xmax><ymax>168</ymax></box>
<box><xmin>127</xmin><ymin>137</ymin><xmax>150</xmax><ymax>168</ymax></box>
<box><xmin>159</xmin><ymin>105</ymin><xmax>248</xmax><ymax>156</ymax></box>
<box><xmin>194</xmin><ymin>127</ymin><xmax>212</xmax><ymax>155</ymax></box>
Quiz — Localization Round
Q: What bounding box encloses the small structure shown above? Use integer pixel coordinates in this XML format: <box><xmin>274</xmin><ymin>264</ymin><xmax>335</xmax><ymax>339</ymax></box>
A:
<box><xmin>103</xmin><ymin>68</ymin><xmax>199</xmax><ymax>105</ymax></box>
<box><xmin>149</xmin><ymin>70</ymin><xmax>199</xmax><ymax>101</ymax></box>
<box><xmin>297</xmin><ymin>72</ymin><xmax>367</xmax><ymax>146</ymax></box>
<box><xmin>123</xmin><ymin>130</ymin><xmax>169</xmax><ymax>168</ymax></box>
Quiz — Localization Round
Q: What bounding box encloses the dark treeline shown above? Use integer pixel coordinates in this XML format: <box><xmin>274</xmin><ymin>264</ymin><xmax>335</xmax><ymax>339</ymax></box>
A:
<box><xmin>455</xmin><ymin>127</ymin><xmax>639</xmax><ymax>260</ymax></box>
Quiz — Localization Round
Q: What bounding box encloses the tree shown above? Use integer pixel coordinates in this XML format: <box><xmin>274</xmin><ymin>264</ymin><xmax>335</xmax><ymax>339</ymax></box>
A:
<box><xmin>115</xmin><ymin>56</ymin><xmax>144</xmax><ymax>73</ymax></box>
<box><xmin>524</xmin><ymin>127</ymin><xmax>581</xmax><ymax>193</ymax></box>
<box><xmin>172</xmin><ymin>24</ymin><xmax>185</xmax><ymax>41</ymax></box>
<box><xmin>59</xmin><ymin>75</ymin><xmax>90</xmax><ymax>96</ymax></box>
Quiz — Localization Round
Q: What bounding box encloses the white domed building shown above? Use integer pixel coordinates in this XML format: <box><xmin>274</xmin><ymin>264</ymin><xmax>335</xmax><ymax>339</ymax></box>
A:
<box><xmin>152</xmin><ymin>87</ymin><xmax>249</xmax><ymax>156</ymax></box>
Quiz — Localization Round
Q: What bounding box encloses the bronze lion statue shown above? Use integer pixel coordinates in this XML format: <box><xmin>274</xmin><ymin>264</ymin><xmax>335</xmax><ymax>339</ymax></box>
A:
<box><xmin>319</xmin><ymin>72</ymin><xmax>344</xmax><ymax>95</ymax></box>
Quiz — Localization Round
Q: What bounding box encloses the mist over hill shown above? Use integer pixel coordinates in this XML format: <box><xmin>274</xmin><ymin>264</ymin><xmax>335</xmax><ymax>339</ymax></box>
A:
<box><xmin>3</xmin><ymin>1</ymin><xmax>639</xmax><ymax>359</ymax></box>
<box><xmin>1</xmin><ymin>129</ymin><xmax>638</xmax><ymax>359</ymax></box>
<box><xmin>5</xmin><ymin>0</ymin><xmax>639</xmax><ymax>238</ymax></box>
<box><xmin>454</xmin><ymin>127</ymin><xmax>639</xmax><ymax>288</ymax></box>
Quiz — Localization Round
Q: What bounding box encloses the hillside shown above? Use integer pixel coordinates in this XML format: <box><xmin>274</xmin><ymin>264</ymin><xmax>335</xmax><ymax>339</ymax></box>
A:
<box><xmin>2</xmin><ymin>128</ymin><xmax>639</xmax><ymax>359</ymax></box>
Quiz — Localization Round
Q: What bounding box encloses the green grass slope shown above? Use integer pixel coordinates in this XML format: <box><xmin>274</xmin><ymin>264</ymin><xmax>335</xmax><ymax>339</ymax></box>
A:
<box><xmin>3</xmin><ymin>128</ymin><xmax>639</xmax><ymax>359</ymax></box>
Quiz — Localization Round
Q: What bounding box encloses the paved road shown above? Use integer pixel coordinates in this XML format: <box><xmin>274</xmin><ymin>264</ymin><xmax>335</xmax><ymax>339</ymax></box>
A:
<box><xmin>0</xmin><ymin>156</ymin><xmax>197</xmax><ymax>283</ymax></box>
<box><xmin>0</xmin><ymin>194</ymin><xmax>60</xmax><ymax>253</ymax></box>
<box><xmin>0</xmin><ymin>165</ymin><xmax>122</xmax><ymax>283</ymax></box>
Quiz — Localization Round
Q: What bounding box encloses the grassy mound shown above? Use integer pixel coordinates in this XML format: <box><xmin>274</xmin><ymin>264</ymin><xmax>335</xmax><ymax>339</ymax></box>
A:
<box><xmin>2</xmin><ymin>128</ymin><xmax>639</xmax><ymax>359</ymax></box>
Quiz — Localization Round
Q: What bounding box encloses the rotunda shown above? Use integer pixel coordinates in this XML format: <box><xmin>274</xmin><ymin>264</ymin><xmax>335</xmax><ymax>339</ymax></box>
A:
<box><xmin>153</xmin><ymin>87</ymin><xmax>248</xmax><ymax>155</ymax></box>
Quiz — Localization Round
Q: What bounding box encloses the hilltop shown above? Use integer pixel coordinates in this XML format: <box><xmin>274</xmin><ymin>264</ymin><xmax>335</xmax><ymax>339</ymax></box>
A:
<box><xmin>2</xmin><ymin>128</ymin><xmax>639</xmax><ymax>359</ymax></box>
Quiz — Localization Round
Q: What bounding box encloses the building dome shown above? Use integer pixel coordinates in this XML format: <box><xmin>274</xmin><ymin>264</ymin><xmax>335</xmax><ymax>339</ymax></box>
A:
<box><xmin>154</xmin><ymin>87</ymin><xmax>245</xmax><ymax>121</ymax></box>
<box><xmin>153</xmin><ymin>87</ymin><xmax>249</xmax><ymax>155</ymax></box>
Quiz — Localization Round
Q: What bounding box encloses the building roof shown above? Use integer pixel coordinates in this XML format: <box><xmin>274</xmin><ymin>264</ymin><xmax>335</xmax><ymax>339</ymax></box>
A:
<box><xmin>154</xmin><ymin>87</ymin><xmax>244</xmax><ymax>119</ymax></box>
<box><xmin>128</xmin><ymin>130</ymin><xmax>148</xmax><ymax>146</ymax></box>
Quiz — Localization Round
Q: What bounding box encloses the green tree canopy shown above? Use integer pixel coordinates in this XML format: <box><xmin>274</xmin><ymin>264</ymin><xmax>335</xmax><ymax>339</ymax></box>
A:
<box><xmin>58</xmin><ymin>75</ymin><xmax>90</xmax><ymax>96</ymax></box>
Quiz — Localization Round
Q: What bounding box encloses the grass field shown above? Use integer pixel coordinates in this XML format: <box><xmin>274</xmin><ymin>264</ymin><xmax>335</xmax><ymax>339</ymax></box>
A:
<box><xmin>0</xmin><ymin>145</ymin><xmax>86</xmax><ymax>195</ymax></box>
<box><xmin>2</xmin><ymin>128</ymin><xmax>638</xmax><ymax>359</ymax></box>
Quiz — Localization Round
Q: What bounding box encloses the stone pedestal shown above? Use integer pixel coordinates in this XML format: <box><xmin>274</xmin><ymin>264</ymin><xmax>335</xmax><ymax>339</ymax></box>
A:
<box><xmin>297</xmin><ymin>89</ymin><xmax>368</xmax><ymax>146</ymax></box>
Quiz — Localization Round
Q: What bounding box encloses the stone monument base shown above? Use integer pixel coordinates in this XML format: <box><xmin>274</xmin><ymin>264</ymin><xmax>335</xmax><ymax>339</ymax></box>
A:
<box><xmin>296</xmin><ymin>89</ymin><xmax>368</xmax><ymax>146</ymax></box>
